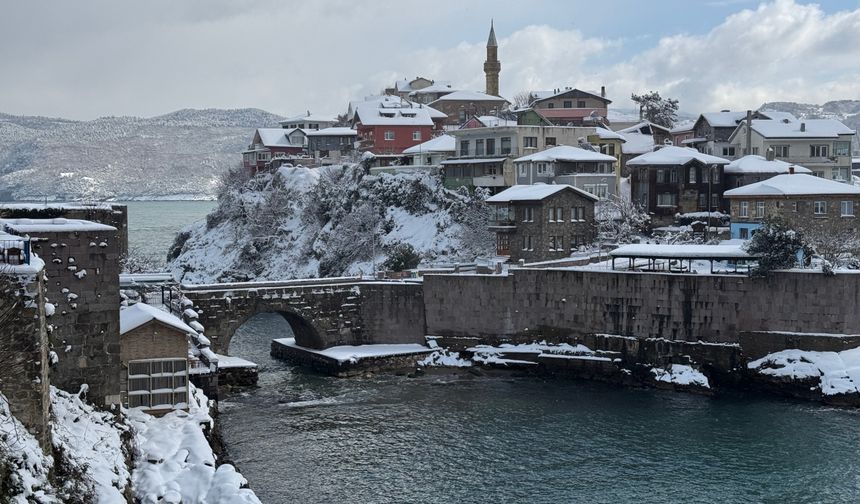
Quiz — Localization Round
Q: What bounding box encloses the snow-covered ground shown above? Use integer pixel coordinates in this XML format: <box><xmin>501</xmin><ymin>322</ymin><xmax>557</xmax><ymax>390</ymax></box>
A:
<box><xmin>749</xmin><ymin>347</ymin><xmax>860</xmax><ymax>396</ymax></box>
<box><xmin>650</xmin><ymin>364</ymin><xmax>710</xmax><ymax>388</ymax></box>
<box><xmin>0</xmin><ymin>392</ymin><xmax>53</xmax><ymax>503</ymax></box>
<box><xmin>275</xmin><ymin>337</ymin><xmax>432</xmax><ymax>364</ymax></box>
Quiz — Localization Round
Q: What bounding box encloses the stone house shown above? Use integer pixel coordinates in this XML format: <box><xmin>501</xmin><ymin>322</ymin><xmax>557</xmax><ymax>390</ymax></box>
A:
<box><xmin>727</xmin><ymin>118</ymin><xmax>855</xmax><ymax>182</ymax></box>
<box><xmin>385</xmin><ymin>76</ymin><xmax>435</xmax><ymax>99</ymax></box>
<box><xmin>428</xmin><ymin>90</ymin><xmax>509</xmax><ymax>128</ymax></box>
<box><xmin>627</xmin><ymin>146</ymin><xmax>730</xmax><ymax>225</ymax></box>
<box><xmin>306</xmin><ymin>127</ymin><xmax>356</xmax><ymax>162</ymax></box>
<box><xmin>528</xmin><ymin>87</ymin><xmax>611</xmax><ymax>126</ymax></box>
<box><xmin>2</xmin><ymin>218</ymin><xmax>122</xmax><ymax>408</ymax></box>
<box><xmin>723</xmin><ymin>171</ymin><xmax>860</xmax><ymax>239</ymax></box>
<box><xmin>513</xmin><ymin>145</ymin><xmax>617</xmax><ymax>198</ymax></box>
<box><xmin>120</xmin><ymin>303</ymin><xmax>194</xmax><ymax>415</ymax></box>
<box><xmin>615</xmin><ymin>122</ymin><xmax>672</xmax><ymax>178</ymax></box>
<box><xmin>408</xmin><ymin>82</ymin><xmax>457</xmax><ymax>104</ymax></box>
<box><xmin>486</xmin><ymin>184</ymin><xmax>598</xmax><ymax>263</ymax></box>
<box><xmin>687</xmin><ymin>109</ymin><xmax>797</xmax><ymax>158</ymax></box>
<box><xmin>724</xmin><ymin>155</ymin><xmax>812</xmax><ymax>189</ymax></box>
<box><xmin>444</xmin><ymin>125</ymin><xmax>597</xmax><ymax>189</ymax></box>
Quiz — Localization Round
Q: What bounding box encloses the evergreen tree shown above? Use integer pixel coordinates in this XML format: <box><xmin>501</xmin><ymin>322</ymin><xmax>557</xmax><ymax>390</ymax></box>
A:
<box><xmin>744</xmin><ymin>217</ymin><xmax>812</xmax><ymax>277</ymax></box>
<box><xmin>631</xmin><ymin>91</ymin><xmax>680</xmax><ymax>128</ymax></box>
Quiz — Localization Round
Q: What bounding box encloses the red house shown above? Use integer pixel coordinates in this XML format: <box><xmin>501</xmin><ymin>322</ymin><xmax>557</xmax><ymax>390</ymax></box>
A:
<box><xmin>352</xmin><ymin>101</ymin><xmax>445</xmax><ymax>159</ymax></box>
<box><xmin>242</xmin><ymin>128</ymin><xmax>307</xmax><ymax>171</ymax></box>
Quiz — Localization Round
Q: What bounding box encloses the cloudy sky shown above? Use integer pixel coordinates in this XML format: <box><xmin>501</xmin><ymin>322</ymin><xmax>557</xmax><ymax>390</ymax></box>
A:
<box><xmin>1</xmin><ymin>0</ymin><xmax>859</xmax><ymax>120</ymax></box>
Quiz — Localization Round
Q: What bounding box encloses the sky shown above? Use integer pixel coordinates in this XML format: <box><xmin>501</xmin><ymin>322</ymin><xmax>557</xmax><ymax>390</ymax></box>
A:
<box><xmin>1</xmin><ymin>0</ymin><xmax>859</xmax><ymax>120</ymax></box>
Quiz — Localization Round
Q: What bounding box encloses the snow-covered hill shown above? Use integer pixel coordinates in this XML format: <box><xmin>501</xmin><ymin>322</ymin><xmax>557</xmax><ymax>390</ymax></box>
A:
<box><xmin>0</xmin><ymin>108</ymin><xmax>284</xmax><ymax>201</ymax></box>
<box><xmin>167</xmin><ymin>164</ymin><xmax>494</xmax><ymax>283</ymax></box>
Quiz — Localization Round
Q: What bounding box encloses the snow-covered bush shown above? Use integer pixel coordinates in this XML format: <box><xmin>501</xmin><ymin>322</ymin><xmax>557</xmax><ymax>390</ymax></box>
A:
<box><xmin>596</xmin><ymin>195</ymin><xmax>651</xmax><ymax>244</ymax></box>
<box><xmin>383</xmin><ymin>243</ymin><xmax>421</xmax><ymax>272</ymax></box>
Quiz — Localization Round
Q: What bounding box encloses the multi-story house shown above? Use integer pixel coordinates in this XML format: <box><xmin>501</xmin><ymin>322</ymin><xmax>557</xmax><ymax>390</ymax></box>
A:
<box><xmin>408</xmin><ymin>82</ymin><xmax>456</xmax><ymax>104</ymax></box>
<box><xmin>242</xmin><ymin>128</ymin><xmax>307</xmax><ymax>171</ymax></box>
<box><xmin>587</xmin><ymin>127</ymin><xmax>626</xmax><ymax>189</ymax></box>
<box><xmin>724</xmin><ymin>154</ymin><xmax>811</xmax><ymax>189</ymax></box>
<box><xmin>352</xmin><ymin>101</ymin><xmax>445</xmax><ymax>160</ymax></box>
<box><xmin>443</xmin><ymin>125</ymin><xmax>597</xmax><ymax>190</ymax></box>
<box><xmin>306</xmin><ymin>127</ymin><xmax>357</xmax><ymax>162</ymax></box>
<box><xmin>724</xmin><ymin>170</ymin><xmax>860</xmax><ymax>239</ymax></box>
<box><xmin>528</xmin><ymin>87</ymin><xmax>611</xmax><ymax>126</ymax></box>
<box><xmin>628</xmin><ymin>146</ymin><xmax>730</xmax><ymax>225</ymax></box>
<box><xmin>385</xmin><ymin>76</ymin><xmax>434</xmax><ymax>99</ymax></box>
<box><xmin>428</xmin><ymin>90</ymin><xmax>509</xmax><ymax>128</ymax></box>
<box><xmin>614</xmin><ymin>122</ymin><xmax>671</xmax><ymax>178</ymax></box>
<box><xmin>512</xmin><ymin>145</ymin><xmax>617</xmax><ymax>198</ymax></box>
<box><xmin>402</xmin><ymin>134</ymin><xmax>455</xmax><ymax>167</ymax></box>
<box><xmin>486</xmin><ymin>184</ymin><xmax>598</xmax><ymax>262</ymax></box>
<box><xmin>687</xmin><ymin>109</ymin><xmax>797</xmax><ymax>158</ymax></box>
<box><xmin>279</xmin><ymin>112</ymin><xmax>337</xmax><ymax>130</ymax></box>
<box><xmin>727</xmin><ymin>119</ymin><xmax>855</xmax><ymax>182</ymax></box>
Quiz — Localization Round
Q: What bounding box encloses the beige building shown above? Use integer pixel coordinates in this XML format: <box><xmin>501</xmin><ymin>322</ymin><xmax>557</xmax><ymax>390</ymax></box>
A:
<box><xmin>444</xmin><ymin>125</ymin><xmax>597</xmax><ymax>189</ymax></box>
<box><xmin>120</xmin><ymin>303</ymin><xmax>195</xmax><ymax>415</ymax></box>
<box><xmin>728</xmin><ymin>119</ymin><xmax>854</xmax><ymax>182</ymax></box>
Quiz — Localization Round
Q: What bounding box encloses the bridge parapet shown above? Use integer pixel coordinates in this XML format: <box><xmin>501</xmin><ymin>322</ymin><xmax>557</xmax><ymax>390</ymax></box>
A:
<box><xmin>179</xmin><ymin>280</ymin><xmax>426</xmax><ymax>354</ymax></box>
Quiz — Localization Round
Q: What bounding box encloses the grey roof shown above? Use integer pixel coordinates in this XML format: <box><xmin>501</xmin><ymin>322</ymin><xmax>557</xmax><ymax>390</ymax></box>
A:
<box><xmin>487</xmin><ymin>20</ymin><xmax>497</xmax><ymax>47</ymax></box>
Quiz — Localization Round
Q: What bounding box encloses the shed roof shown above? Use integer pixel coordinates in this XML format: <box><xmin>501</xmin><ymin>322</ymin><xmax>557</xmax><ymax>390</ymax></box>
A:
<box><xmin>403</xmin><ymin>134</ymin><xmax>455</xmax><ymax>154</ymax></box>
<box><xmin>486</xmin><ymin>184</ymin><xmax>599</xmax><ymax>203</ymax></box>
<box><xmin>609</xmin><ymin>244</ymin><xmax>752</xmax><ymax>259</ymax></box>
<box><xmin>724</xmin><ymin>155</ymin><xmax>811</xmax><ymax>175</ymax></box>
<box><xmin>2</xmin><ymin>218</ymin><xmax>116</xmax><ymax>233</ymax></box>
<box><xmin>513</xmin><ymin>145</ymin><xmax>617</xmax><ymax>163</ymax></box>
<box><xmin>120</xmin><ymin>302</ymin><xmax>197</xmax><ymax>336</ymax></box>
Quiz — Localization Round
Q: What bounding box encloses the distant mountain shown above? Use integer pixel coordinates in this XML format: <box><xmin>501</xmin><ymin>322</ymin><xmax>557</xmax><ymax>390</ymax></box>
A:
<box><xmin>0</xmin><ymin>108</ymin><xmax>284</xmax><ymax>201</ymax></box>
<box><xmin>759</xmin><ymin>100</ymin><xmax>860</xmax><ymax>153</ymax></box>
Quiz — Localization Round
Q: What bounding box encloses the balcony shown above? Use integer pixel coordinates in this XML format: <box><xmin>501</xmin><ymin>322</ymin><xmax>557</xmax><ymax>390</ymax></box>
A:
<box><xmin>473</xmin><ymin>174</ymin><xmax>506</xmax><ymax>187</ymax></box>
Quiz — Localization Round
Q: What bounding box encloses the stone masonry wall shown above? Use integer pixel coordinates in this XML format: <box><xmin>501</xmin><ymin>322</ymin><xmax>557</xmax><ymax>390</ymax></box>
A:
<box><xmin>30</xmin><ymin>229</ymin><xmax>122</xmax><ymax>407</ymax></box>
<box><xmin>0</xmin><ymin>265</ymin><xmax>51</xmax><ymax>451</ymax></box>
<box><xmin>423</xmin><ymin>269</ymin><xmax>860</xmax><ymax>344</ymax></box>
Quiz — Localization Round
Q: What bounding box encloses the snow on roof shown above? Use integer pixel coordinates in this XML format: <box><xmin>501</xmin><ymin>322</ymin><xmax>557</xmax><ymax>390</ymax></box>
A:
<box><xmin>513</xmin><ymin>145</ymin><xmax>617</xmax><ymax>163</ymax></box>
<box><xmin>592</xmin><ymin>127</ymin><xmax>626</xmax><ymax>141</ymax></box>
<box><xmin>724</xmin><ymin>155</ymin><xmax>811</xmax><ymax>175</ymax></box>
<box><xmin>429</xmin><ymin>90</ymin><xmax>507</xmax><ymax>103</ymax></box>
<box><xmin>305</xmin><ymin>127</ymin><xmax>356</xmax><ymax>137</ymax></box>
<box><xmin>280</xmin><ymin>112</ymin><xmax>336</xmax><ymax>124</ymax></box>
<box><xmin>627</xmin><ymin>146</ymin><xmax>730</xmax><ymax>166</ymax></box>
<box><xmin>610</xmin><ymin>244</ymin><xmax>752</xmax><ymax>259</ymax></box>
<box><xmin>701</xmin><ymin>111</ymin><xmax>748</xmax><ymax>128</ymax></box>
<box><xmin>353</xmin><ymin>102</ymin><xmax>435</xmax><ymax>126</ymax></box>
<box><xmin>403</xmin><ymin>134</ymin><xmax>455</xmax><ymax>154</ymax></box>
<box><xmin>486</xmin><ymin>184</ymin><xmax>599</xmax><ymax>203</ymax></box>
<box><xmin>670</xmin><ymin>120</ymin><xmax>695</xmax><ymax>133</ymax></box>
<box><xmin>255</xmin><ymin>128</ymin><xmax>293</xmax><ymax>147</ymax></box>
<box><xmin>408</xmin><ymin>82</ymin><xmax>455</xmax><ymax>95</ymax></box>
<box><xmin>120</xmin><ymin>302</ymin><xmax>197</xmax><ymax>336</ymax></box>
<box><xmin>749</xmin><ymin>118</ymin><xmax>855</xmax><ymax>138</ymax></box>
<box><xmin>758</xmin><ymin>110</ymin><xmax>797</xmax><ymax>122</ymax></box>
<box><xmin>2</xmin><ymin>218</ymin><xmax>116</xmax><ymax>233</ymax></box>
<box><xmin>530</xmin><ymin>88</ymin><xmax>609</xmax><ymax>103</ymax></box>
<box><xmin>477</xmin><ymin>115</ymin><xmax>517</xmax><ymax>127</ymax></box>
<box><xmin>620</xmin><ymin>132</ymin><xmax>655</xmax><ymax>155</ymax></box>
<box><xmin>723</xmin><ymin>173</ymin><xmax>860</xmax><ymax>197</ymax></box>
<box><xmin>0</xmin><ymin>202</ymin><xmax>115</xmax><ymax>211</ymax></box>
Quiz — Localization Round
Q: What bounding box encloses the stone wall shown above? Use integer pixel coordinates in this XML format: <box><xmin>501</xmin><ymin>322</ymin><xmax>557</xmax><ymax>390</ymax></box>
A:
<box><xmin>29</xmin><ymin>228</ymin><xmax>122</xmax><ymax>407</ymax></box>
<box><xmin>423</xmin><ymin>269</ymin><xmax>860</xmax><ymax>344</ymax></box>
<box><xmin>0</xmin><ymin>264</ymin><xmax>51</xmax><ymax>451</ymax></box>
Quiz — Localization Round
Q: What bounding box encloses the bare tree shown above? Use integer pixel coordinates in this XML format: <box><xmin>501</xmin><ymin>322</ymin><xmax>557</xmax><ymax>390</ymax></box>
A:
<box><xmin>801</xmin><ymin>219</ymin><xmax>860</xmax><ymax>274</ymax></box>
<box><xmin>511</xmin><ymin>91</ymin><xmax>532</xmax><ymax>109</ymax></box>
<box><xmin>595</xmin><ymin>195</ymin><xmax>651</xmax><ymax>244</ymax></box>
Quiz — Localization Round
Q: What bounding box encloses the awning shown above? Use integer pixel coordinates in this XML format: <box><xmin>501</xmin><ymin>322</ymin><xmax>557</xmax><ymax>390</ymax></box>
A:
<box><xmin>440</xmin><ymin>157</ymin><xmax>507</xmax><ymax>165</ymax></box>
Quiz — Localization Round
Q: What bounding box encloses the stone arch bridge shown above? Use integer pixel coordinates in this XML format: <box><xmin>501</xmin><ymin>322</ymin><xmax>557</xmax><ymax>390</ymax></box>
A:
<box><xmin>178</xmin><ymin>278</ymin><xmax>426</xmax><ymax>354</ymax></box>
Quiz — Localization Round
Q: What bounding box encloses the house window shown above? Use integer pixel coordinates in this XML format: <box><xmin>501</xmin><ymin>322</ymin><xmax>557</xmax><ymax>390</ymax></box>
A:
<box><xmin>755</xmin><ymin>201</ymin><xmax>765</xmax><ymax>218</ymax></box>
<box><xmin>712</xmin><ymin>168</ymin><xmax>721</xmax><ymax>184</ymax></box>
<box><xmin>486</xmin><ymin>138</ymin><xmax>496</xmax><ymax>155</ymax></box>
<box><xmin>834</xmin><ymin>142</ymin><xmax>851</xmax><ymax>157</ymax></box>
<box><xmin>548</xmin><ymin>207</ymin><xmax>563</xmax><ymax>222</ymax></box>
<box><xmin>813</xmin><ymin>170</ymin><xmax>825</xmax><ymax>178</ymax></box>
<box><xmin>740</xmin><ymin>228</ymin><xmax>749</xmax><ymax>239</ymax></box>
<box><xmin>832</xmin><ymin>167</ymin><xmax>848</xmax><ymax>181</ymax></box>
<box><xmin>501</xmin><ymin>137</ymin><xmax>511</xmax><ymax>154</ymax></box>
<box><xmin>518</xmin><ymin>164</ymin><xmax>527</xmax><ymax>177</ymax></box>
<box><xmin>773</xmin><ymin>145</ymin><xmax>790</xmax><ymax>158</ymax></box>
<box><xmin>571</xmin><ymin>234</ymin><xmax>585</xmax><ymax>249</ymax></box>
<box><xmin>549</xmin><ymin>235</ymin><xmax>564</xmax><ymax>251</ymax></box>
<box><xmin>522</xmin><ymin>235</ymin><xmax>533</xmax><ymax>251</ymax></box>
<box><xmin>412</xmin><ymin>131</ymin><xmax>421</xmax><ymax>141</ymax></box>
<box><xmin>600</xmin><ymin>143</ymin><xmax>615</xmax><ymax>156</ymax></box>
<box><xmin>547</xmin><ymin>103</ymin><xmax>555</xmax><ymax>109</ymax></box>
<box><xmin>545</xmin><ymin>137</ymin><xmax>557</xmax><ymax>146</ymax></box>
<box><xmin>127</xmin><ymin>358</ymin><xmax>188</xmax><ymax>411</ymax></box>
<box><xmin>752</xmin><ymin>147</ymin><xmax>759</xmax><ymax>155</ymax></box>
<box><xmin>257</xmin><ymin>152</ymin><xmax>270</xmax><ymax>161</ymax></box>
<box><xmin>792</xmin><ymin>201</ymin><xmax>798</xmax><ymax>212</ymax></box>
<box><xmin>476</xmin><ymin>139</ymin><xmax>485</xmax><ymax>156</ymax></box>
<box><xmin>712</xmin><ymin>194</ymin><xmax>720</xmax><ymax>210</ymax></box>
<box><xmin>688</xmin><ymin>167</ymin><xmax>697</xmax><ymax>184</ymax></box>
<box><xmin>384</xmin><ymin>131</ymin><xmax>395</xmax><ymax>141</ymax></box>
<box><xmin>571</xmin><ymin>206</ymin><xmax>585</xmax><ymax>222</ymax></box>
<box><xmin>583</xmin><ymin>184</ymin><xmax>608</xmax><ymax>199</ymax></box>
<box><xmin>563</xmin><ymin>100</ymin><xmax>572</xmax><ymax>108</ymax></box>
<box><xmin>536</xmin><ymin>163</ymin><xmax>548</xmax><ymax>175</ymax></box>
<box><xmin>810</xmin><ymin>145</ymin><xmax>829</xmax><ymax>157</ymax></box>
<box><xmin>842</xmin><ymin>201</ymin><xmax>854</xmax><ymax>217</ymax></box>
<box><xmin>722</xmin><ymin>146</ymin><xmax>736</xmax><ymax>157</ymax></box>
<box><xmin>460</xmin><ymin>140</ymin><xmax>469</xmax><ymax>156</ymax></box>
<box><xmin>657</xmin><ymin>193</ymin><xmax>677</xmax><ymax>207</ymax></box>
<box><xmin>669</xmin><ymin>169</ymin><xmax>678</xmax><ymax>183</ymax></box>
<box><xmin>496</xmin><ymin>233</ymin><xmax>510</xmax><ymax>255</ymax></box>
<box><xmin>814</xmin><ymin>201</ymin><xmax>827</xmax><ymax>215</ymax></box>
<box><xmin>524</xmin><ymin>136</ymin><xmax>538</xmax><ymax>148</ymax></box>
<box><xmin>523</xmin><ymin>207</ymin><xmax>534</xmax><ymax>222</ymax></box>
<box><xmin>577</xmin><ymin>100</ymin><xmax>586</xmax><ymax>108</ymax></box>
<box><xmin>739</xmin><ymin>201</ymin><xmax>749</xmax><ymax>218</ymax></box>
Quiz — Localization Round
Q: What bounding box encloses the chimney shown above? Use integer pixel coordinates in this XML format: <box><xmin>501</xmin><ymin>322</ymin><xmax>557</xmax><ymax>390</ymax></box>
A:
<box><xmin>601</xmin><ymin>85</ymin><xmax>606</xmax><ymax>98</ymax></box>
<box><xmin>745</xmin><ymin>109</ymin><xmax>752</xmax><ymax>157</ymax></box>
<box><xmin>800</xmin><ymin>122</ymin><xmax>806</xmax><ymax>132</ymax></box>
<box><xmin>789</xmin><ymin>165</ymin><xmax>795</xmax><ymax>175</ymax></box>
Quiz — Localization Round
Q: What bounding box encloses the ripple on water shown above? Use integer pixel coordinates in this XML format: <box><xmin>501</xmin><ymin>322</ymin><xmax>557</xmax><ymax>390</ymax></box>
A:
<box><xmin>218</xmin><ymin>313</ymin><xmax>860</xmax><ymax>504</ymax></box>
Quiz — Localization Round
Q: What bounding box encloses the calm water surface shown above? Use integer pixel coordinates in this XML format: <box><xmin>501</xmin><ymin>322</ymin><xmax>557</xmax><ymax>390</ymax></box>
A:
<box><xmin>220</xmin><ymin>314</ymin><xmax>860</xmax><ymax>504</ymax></box>
<box><xmin>123</xmin><ymin>200</ymin><xmax>216</xmax><ymax>263</ymax></box>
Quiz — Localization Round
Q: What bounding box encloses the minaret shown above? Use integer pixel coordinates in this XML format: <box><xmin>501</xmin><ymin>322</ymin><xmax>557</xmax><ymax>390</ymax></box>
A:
<box><xmin>484</xmin><ymin>20</ymin><xmax>500</xmax><ymax>97</ymax></box>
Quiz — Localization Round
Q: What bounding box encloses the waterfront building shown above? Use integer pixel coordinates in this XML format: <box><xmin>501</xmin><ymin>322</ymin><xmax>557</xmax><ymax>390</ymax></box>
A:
<box><xmin>486</xmin><ymin>184</ymin><xmax>597</xmax><ymax>262</ymax></box>
<box><xmin>512</xmin><ymin>145</ymin><xmax>617</xmax><ymax>198</ymax></box>
<box><xmin>242</xmin><ymin>128</ymin><xmax>307</xmax><ymax>171</ymax></box>
<box><xmin>724</xmin><ymin>170</ymin><xmax>860</xmax><ymax>239</ymax></box>
<box><xmin>278</xmin><ymin>112</ymin><xmax>337</xmax><ymax>130</ymax></box>
<box><xmin>402</xmin><ymin>134</ymin><xmax>455</xmax><ymax>167</ymax></box>
<box><xmin>306</xmin><ymin>127</ymin><xmax>357</xmax><ymax>162</ymax></box>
